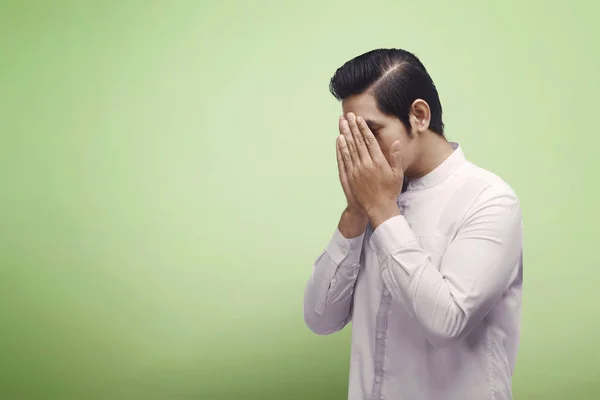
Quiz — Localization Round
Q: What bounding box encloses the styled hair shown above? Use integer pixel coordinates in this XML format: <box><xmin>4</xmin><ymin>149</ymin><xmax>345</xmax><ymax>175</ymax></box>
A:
<box><xmin>329</xmin><ymin>48</ymin><xmax>444</xmax><ymax>135</ymax></box>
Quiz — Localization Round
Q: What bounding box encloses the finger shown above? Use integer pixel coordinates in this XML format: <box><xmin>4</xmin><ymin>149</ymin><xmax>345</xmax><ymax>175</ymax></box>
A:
<box><xmin>346</xmin><ymin>112</ymin><xmax>371</xmax><ymax>163</ymax></box>
<box><xmin>356</xmin><ymin>115</ymin><xmax>386</xmax><ymax>162</ymax></box>
<box><xmin>336</xmin><ymin>136</ymin><xmax>347</xmax><ymax>179</ymax></box>
<box><xmin>340</xmin><ymin>116</ymin><xmax>360</xmax><ymax>165</ymax></box>
<box><xmin>337</xmin><ymin>134</ymin><xmax>354</xmax><ymax>174</ymax></box>
<box><xmin>388</xmin><ymin>140</ymin><xmax>403</xmax><ymax>174</ymax></box>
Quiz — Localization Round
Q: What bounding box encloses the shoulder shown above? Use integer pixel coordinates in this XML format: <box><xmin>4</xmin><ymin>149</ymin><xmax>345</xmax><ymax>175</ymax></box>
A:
<box><xmin>452</xmin><ymin>161</ymin><xmax>522</xmax><ymax>230</ymax></box>
<box><xmin>455</xmin><ymin>160</ymin><xmax>520</xmax><ymax>205</ymax></box>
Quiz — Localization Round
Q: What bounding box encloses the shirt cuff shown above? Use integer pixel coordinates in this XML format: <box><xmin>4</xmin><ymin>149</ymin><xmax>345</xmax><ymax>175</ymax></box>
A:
<box><xmin>325</xmin><ymin>227</ymin><xmax>365</xmax><ymax>266</ymax></box>
<box><xmin>369</xmin><ymin>215</ymin><xmax>415</xmax><ymax>263</ymax></box>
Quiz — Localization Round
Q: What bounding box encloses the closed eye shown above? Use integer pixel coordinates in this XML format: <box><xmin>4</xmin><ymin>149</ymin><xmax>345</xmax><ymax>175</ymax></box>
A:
<box><xmin>367</xmin><ymin>124</ymin><xmax>382</xmax><ymax>134</ymax></box>
<box><xmin>364</xmin><ymin>119</ymin><xmax>383</xmax><ymax>132</ymax></box>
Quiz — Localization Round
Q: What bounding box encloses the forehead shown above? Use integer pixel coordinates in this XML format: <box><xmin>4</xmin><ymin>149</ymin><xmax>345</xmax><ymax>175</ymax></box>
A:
<box><xmin>341</xmin><ymin>92</ymin><xmax>383</xmax><ymax>120</ymax></box>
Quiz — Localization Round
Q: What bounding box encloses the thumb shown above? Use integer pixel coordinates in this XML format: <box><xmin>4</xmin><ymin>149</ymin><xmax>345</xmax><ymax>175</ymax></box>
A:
<box><xmin>389</xmin><ymin>140</ymin><xmax>402</xmax><ymax>173</ymax></box>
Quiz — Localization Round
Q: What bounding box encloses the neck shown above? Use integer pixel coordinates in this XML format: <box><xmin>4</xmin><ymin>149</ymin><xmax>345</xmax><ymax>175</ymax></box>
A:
<box><xmin>407</xmin><ymin>132</ymin><xmax>455</xmax><ymax>179</ymax></box>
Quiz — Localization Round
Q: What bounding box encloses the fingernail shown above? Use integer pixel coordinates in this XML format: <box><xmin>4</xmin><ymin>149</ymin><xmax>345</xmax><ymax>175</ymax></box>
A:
<box><xmin>347</xmin><ymin>113</ymin><xmax>355</xmax><ymax>122</ymax></box>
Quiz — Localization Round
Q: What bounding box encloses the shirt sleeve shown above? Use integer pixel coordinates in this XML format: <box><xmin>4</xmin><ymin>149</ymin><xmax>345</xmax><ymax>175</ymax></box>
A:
<box><xmin>303</xmin><ymin>226</ymin><xmax>366</xmax><ymax>335</ymax></box>
<box><xmin>369</xmin><ymin>187</ymin><xmax>523</xmax><ymax>348</ymax></box>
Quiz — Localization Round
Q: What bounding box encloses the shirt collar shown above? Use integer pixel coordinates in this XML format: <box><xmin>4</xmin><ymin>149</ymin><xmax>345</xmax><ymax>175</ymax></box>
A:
<box><xmin>405</xmin><ymin>142</ymin><xmax>465</xmax><ymax>191</ymax></box>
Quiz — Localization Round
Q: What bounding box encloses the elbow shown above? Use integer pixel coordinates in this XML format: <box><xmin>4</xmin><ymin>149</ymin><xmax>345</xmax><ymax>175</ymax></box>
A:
<box><xmin>304</xmin><ymin>316</ymin><xmax>334</xmax><ymax>336</ymax></box>
<box><xmin>424</xmin><ymin>329</ymin><xmax>464</xmax><ymax>349</ymax></box>
<box><xmin>303</xmin><ymin>304</ymin><xmax>345</xmax><ymax>336</ymax></box>
<box><xmin>420</xmin><ymin>313</ymin><xmax>470</xmax><ymax>349</ymax></box>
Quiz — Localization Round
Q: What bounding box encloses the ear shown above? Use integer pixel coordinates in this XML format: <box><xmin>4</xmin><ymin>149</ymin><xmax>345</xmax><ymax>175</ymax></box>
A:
<box><xmin>409</xmin><ymin>99</ymin><xmax>431</xmax><ymax>133</ymax></box>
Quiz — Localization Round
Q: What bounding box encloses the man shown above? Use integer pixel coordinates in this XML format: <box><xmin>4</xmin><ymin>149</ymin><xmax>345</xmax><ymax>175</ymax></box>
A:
<box><xmin>303</xmin><ymin>48</ymin><xmax>523</xmax><ymax>400</ymax></box>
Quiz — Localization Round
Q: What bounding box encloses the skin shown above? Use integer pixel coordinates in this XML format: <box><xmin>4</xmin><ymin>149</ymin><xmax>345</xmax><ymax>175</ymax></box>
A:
<box><xmin>335</xmin><ymin>91</ymin><xmax>456</xmax><ymax>231</ymax></box>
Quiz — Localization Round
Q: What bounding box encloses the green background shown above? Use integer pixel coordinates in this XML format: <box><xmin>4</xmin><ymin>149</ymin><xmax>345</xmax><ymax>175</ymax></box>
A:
<box><xmin>1</xmin><ymin>1</ymin><xmax>598</xmax><ymax>399</ymax></box>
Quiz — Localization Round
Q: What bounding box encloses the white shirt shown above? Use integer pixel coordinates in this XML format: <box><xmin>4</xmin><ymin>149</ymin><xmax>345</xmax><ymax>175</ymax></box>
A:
<box><xmin>303</xmin><ymin>142</ymin><xmax>523</xmax><ymax>400</ymax></box>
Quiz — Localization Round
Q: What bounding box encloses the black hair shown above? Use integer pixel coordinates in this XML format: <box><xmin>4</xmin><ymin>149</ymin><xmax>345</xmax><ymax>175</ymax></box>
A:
<box><xmin>329</xmin><ymin>48</ymin><xmax>444</xmax><ymax>136</ymax></box>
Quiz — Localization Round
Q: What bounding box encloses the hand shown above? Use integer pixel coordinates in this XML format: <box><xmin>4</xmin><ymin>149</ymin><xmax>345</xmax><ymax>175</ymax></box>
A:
<box><xmin>337</xmin><ymin>112</ymin><xmax>404</xmax><ymax>219</ymax></box>
<box><xmin>336</xmin><ymin>115</ymin><xmax>364</xmax><ymax>216</ymax></box>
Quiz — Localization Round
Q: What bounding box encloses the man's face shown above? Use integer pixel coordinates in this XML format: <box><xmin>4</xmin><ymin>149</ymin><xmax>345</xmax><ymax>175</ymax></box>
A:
<box><xmin>341</xmin><ymin>92</ymin><xmax>419</xmax><ymax>175</ymax></box>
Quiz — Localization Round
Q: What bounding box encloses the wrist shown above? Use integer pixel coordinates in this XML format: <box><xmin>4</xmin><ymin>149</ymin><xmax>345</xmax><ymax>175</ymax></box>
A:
<box><xmin>344</xmin><ymin>206</ymin><xmax>367</xmax><ymax>219</ymax></box>
<box><xmin>366</xmin><ymin>202</ymin><xmax>401</xmax><ymax>230</ymax></box>
<box><xmin>339</xmin><ymin>207</ymin><xmax>368</xmax><ymax>239</ymax></box>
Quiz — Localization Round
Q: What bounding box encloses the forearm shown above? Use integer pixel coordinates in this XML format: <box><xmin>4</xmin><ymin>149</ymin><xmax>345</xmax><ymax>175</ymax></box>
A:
<box><xmin>303</xmin><ymin>250</ymin><xmax>361</xmax><ymax>335</ymax></box>
<box><xmin>377</xmin><ymin>235</ymin><xmax>470</xmax><ymax>346</ymax></box>
<box><xmin>303</xmin><ymin>210</ymin><xmax>366</xmax><ymax>335</ymax></box>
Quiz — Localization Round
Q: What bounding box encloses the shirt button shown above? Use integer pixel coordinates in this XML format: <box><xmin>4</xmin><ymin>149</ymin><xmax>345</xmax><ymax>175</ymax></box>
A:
<box><xmin>376</xmin><ymin>332</ymin><xmax>383</xmax><ymax>340</ymax></box>
<box><xmin>383</xmin><ymin>290</ymin><xmax>390</xmax><ymax>297</ymax></box>
<box><xmin>375</xmin><ymin>376</ymin><xmax>382</xmax><ymax>383</ymax></box>
<box><xmin>331</xmin><ymin>278</ymin><xmax>336</xmax><ymax>285</ymax></box>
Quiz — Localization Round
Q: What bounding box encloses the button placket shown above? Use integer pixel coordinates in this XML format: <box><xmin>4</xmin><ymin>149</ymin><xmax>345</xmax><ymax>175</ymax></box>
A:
<box><xmin>370</xmin><ymin>284</ymin><xmax>393</xmax><ymax>400</ymax></box>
